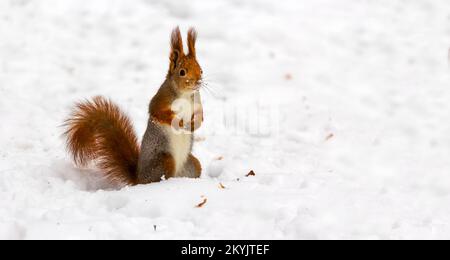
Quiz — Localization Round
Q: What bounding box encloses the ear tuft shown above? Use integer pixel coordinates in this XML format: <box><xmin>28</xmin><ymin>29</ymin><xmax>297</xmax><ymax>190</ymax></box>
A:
<box><xmin>171</xmin><ymin>26</ymin><xmax>184</xmax><ymax>54</ymax></box>
<box><xmin>187</xmin><ymin>27</ymin><xmax>197</xmax><ymax>57</ymax></box>
<box><xmin>169</xmin><ymin>26</ymin><xmax>184</xmax><ymax>74</ymax></box>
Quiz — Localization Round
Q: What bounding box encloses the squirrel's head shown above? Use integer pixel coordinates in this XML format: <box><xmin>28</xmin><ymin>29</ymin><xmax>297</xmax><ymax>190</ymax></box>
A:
<box><xmin>167</xmin><ymin>27</ymin><xmax>203</xmax><ymax>94</ymax></box>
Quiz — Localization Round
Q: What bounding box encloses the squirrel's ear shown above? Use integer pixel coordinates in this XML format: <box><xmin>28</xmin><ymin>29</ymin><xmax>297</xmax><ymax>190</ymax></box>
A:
<box><xmin>169</xmin><ymin>27</ymin><xmax>184</xmax><ymax>73</ymax></box>
<box><xmin>187</xmin><ymin>27</ymin><xmax>197</xmax><ymax>57</ymax></box>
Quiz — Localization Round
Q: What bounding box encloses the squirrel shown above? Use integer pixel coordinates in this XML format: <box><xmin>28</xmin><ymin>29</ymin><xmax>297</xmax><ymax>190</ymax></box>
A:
<box><xmin>64</xmin><ymin>27</ymin><xmax>204</xmax><ymax>185</ymax></box>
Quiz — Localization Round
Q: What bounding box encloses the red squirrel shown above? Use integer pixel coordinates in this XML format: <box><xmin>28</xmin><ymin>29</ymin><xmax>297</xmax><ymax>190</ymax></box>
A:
<box><xmin>64</xmin><ymin>27</ymin><xmax>204</xmax><ymax>185</ymax></box>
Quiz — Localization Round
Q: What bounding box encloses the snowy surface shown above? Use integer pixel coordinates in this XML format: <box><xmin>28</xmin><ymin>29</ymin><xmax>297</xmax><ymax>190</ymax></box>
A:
<box><xmin>1</xmin><ymin>0</ymin><xmax>450</xmax><ymax>239</ymax></box>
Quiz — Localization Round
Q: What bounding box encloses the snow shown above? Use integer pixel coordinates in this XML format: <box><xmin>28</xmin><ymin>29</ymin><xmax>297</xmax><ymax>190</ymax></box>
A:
<box><xmin>1</xmin><ymin>0</ymin><xmax>450</xmax><ymax>240</ymax></box>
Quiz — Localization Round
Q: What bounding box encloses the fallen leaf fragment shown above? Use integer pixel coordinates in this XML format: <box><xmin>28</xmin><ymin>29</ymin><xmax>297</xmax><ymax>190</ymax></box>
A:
<box><xmin>325</xmin><ymin>133</ymin><xmax>335</xmax><ymax>141</ymax></box>
<box><xmin>196</xmin><ymin>198</ymin><xmax>208</xmax><ymax>208</ymax></box>
<box><xmin>246</xmin><ymin>170</ymin><xmax>256</xmax><ymax>177</ymax></box>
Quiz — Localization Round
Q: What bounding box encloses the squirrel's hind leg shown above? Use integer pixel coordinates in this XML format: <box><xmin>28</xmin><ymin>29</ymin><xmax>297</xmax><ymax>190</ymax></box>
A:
<box><xmin>179</xmin><ymin>154</ymin><xmax>202</xmax><ymax>178</ymax></box>
<box><xmin>137</xmin><ymin>153</ymin><xmax>176</xmax><ymax>184</ymax></box>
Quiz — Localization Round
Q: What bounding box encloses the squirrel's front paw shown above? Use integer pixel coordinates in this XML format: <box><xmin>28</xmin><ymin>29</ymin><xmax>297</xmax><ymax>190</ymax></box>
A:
<box><xmin>190</xmin><ymin>111</ymin><xmax>203</xmax><ymax>132</ymax></box>
<box><xmin>176</xmin><ymin>110</ymin><xmax>203</xmax><ymax>133</ymax></box>
<box><xmin>177</xmin><ymin>118</ymin><xmax>200</xmax><ymax>133</ymax></box>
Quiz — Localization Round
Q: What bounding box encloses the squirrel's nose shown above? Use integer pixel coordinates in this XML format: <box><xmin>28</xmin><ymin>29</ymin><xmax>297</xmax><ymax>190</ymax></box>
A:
<box><xmin>185</xmin><ymin>78</ymin><xmax>199</xmax><ymax>84</ymax></box>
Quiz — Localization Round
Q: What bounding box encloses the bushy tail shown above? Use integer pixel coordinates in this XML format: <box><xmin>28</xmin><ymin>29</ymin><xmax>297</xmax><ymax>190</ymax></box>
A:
<box><xmin>64</xmin><ymin>96</ymin><xmax>140</xmax><ymax>185</ymax></box>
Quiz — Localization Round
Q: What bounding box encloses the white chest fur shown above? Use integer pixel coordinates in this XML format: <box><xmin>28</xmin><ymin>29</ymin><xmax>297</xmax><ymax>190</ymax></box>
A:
<box><xmin>164</xmin><ymin>126</ymin><xmax>192</xmax><ymax>175</ymax></box>
<box><xmin>164</xmin><ymin>93</ymin><xmax>195</xmax><ymax>175</ymax></box>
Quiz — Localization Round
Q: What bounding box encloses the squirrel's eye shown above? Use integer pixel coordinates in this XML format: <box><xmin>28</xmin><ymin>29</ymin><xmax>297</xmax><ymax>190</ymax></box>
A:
<box><xmin>179</xmin><ymin>69</ymin><xmax>186</xmax><ymax>77</ymax></box>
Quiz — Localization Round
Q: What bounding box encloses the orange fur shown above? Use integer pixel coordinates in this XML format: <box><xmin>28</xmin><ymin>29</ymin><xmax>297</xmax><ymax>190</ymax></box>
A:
<box><xmin>188</xmin><ymin>154</ymin><xmax>202</xmax><ymax>178</ymax></box>
<box><xmin>63</xmin><ymin>96</ymin><xmax>140</xmax><ymax>185</ymax></box>
<box><xmin>149</xmin><ymin>86</ymin><xmax>176</xmax><ymax>126</ymax></box>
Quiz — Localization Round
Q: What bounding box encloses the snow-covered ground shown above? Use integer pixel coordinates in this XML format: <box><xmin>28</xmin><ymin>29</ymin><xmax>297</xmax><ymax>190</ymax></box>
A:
<box><xmin>1</xmin><ymin>0</ymin><xmax>450</xmax><ymax>239</ymax></box>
